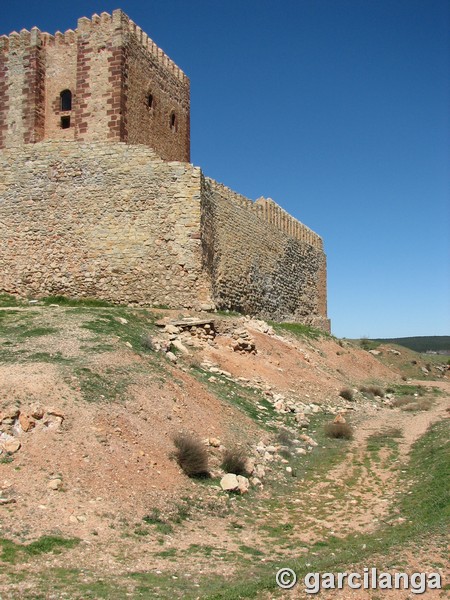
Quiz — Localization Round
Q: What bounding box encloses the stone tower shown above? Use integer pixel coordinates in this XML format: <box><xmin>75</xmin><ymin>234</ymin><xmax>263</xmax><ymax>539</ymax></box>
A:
<box><xmin>0</xmin><ymin>9</ymin><xmax>190</xmax><ymax>162</ymax></box>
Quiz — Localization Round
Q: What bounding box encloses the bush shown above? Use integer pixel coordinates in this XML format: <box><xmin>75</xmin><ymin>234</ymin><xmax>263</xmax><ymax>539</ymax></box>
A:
<box><xmin>141</xmin><ymin>333</ymin><xmax>156</xmax><ymax>351</ymax></box>
<box><xmin>339</xmin><ymin>388</ymin><xmax>354</xmax><ymax>401</ymax></box>
<box><xmin>221</xmin><ymin>446</ymin><xmax>248</xmax><ymax>476</ymax></box>
<box><xmin>360</xmin><ymin>385</ymin><xmax>384</xmax><ymax>397</ymax></box>
<box><xmin>172</xmin><ymin>433</ymin><xmax>209</xmax><ymax>477</ymax></box>
<box><xmin>324</xmin><ymin>422</ymin><xmax>353</xmax><ymax>440</ymax></box>
<box><xmin>277</xmin><ymin>428</ymin><xmax>294</xmax><ymax>447</ymax></box>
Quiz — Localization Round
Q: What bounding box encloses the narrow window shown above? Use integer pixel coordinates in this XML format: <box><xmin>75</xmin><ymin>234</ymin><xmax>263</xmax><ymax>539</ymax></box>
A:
<box><xmin>60</xmin><ymin>89</ymin><xmax>72</xmax><ymax>111</ymax></box>
<box><xmin>61</xmin><ymin>116</ymin><xmax>71</xmax><ymax>129</ymax></box>
<box><xmin>170</xmin><ymin>112</ymin><xmax>177</xmax><ymax>131</ymax></box>
<box><xmin>147</xmin><ymin>94</ymin><xmax>154</xmax><ymax>108</ymax></box>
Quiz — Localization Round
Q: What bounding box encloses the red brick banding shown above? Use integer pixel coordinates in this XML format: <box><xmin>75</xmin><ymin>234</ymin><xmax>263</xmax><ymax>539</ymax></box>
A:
<box><xmin>0</xmin><ymin>51</ymin><xmax>8</xmax><ymax>149</ymax></box>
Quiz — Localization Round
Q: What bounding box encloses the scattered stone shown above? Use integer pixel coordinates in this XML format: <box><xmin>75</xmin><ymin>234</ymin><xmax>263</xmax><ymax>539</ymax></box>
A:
<box><xmin>165</xmin><ymin>324</ymin><xmax>180</xmax><ymax>335</ymax></box>
<box><xmin>30</xmin><ymin>405</ymin><xmax>44</xmax><ymax>420</ymax></box>
<box><xmin>18</xmin><ymin>413</ymin><xmax>35</xmax><ymax>432</ymax></box>
<box><xmin>208</xmin><ymin>437</ymin><xmax>221</xmax><ymax>448</ymax></box>
<box><xmin>0</xmin><ymin>407</ymin><xmax>19</xmax><ymax>421</ymax></box>
<box><xmin>220</xmin><ymin>473</ymin><xmax>239</xmax><ymax>492</ymax></box>
<box><xmin>236</xmin><ymin>475</ymin><xmax>250</xmax><ymax>494</ymax></box>
<box><xmin>244</xmin><ymin>457</ymin><xmax>255</xmax><ymax>475</ymax></box>
<box><xmin>166</xmin><ymin>351</ymin><xmax>177</xmax><ymax>363</ymax></box>
<box><xmin>333</xmin><ymin>414</ymin><xmax>346</xmax><ymax>424</ymax></box>
<box><xmin>251</xmin><ymin>477</ymin><xmax>263</xmax><ymax>487</ymax></box>
<box><xmin>0</xmin><ymin>497</ymin><xmax>16</xmax><ymax>505</ymax></box>
<box><xmin>299</xmin><ymin>434</ymin><xmax>318</xmax><ymax>447</ymax></box>
<box><xmin>48</xmin><ymin>479</ymin><xmax>63</xmax><ymax>491</ymax></box>
<box><xmin>46</xmin><ymin>408</ymin><xmax>65</xmax><ymax>419</ymax></box>
<box><xmin>254</xmin><ymin>464</ymin><xmax>266</xmax><ymax>479</ymax></box>
<box><xmin>171</xmin><ymin>339</ymin><xmax>190</xmax><ymax>355</ymax></box>
<box><xmin>2</xmin><ymin>439</ymin><xmax>21</xmax><ymax>454</ymax></box>
<box><xmin>115</xmin><ymin>317</ymin><xmax>128</xmax><ymax>325</ymax></box>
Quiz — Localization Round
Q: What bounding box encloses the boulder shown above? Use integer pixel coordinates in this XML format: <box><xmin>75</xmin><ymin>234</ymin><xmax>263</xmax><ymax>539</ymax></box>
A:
<box><xmin>48</xmin><ymin>479</ymin><xmax>63</xmax><ymax>491</ymax></box>
<box><xmin>236</xmin><ymin>475</ymin><xmax>250</xmax><ymax>494</ymax></box>
<box><xmin>333</xmin><ymin>414</ymin><xmax>346</xmax><ymax>424</ymax></box>
<box><xmin>2</xmin><ymin>439</ymin><xmax>21</xmax><ymax>454</ymax></box>
<box><xmin>19</xmin><ymin>413</ymin><xmax>35</xmax><ymax>432</ymax></box>
<box><xmin>166</xmin><ymin>351</ymin><xmax>177</xmax><ymax>363</ymax></box>
<box><xmin>220</xmin><ymin>473</ymin><xmax>239</xmax><ymax>492</ymax></box>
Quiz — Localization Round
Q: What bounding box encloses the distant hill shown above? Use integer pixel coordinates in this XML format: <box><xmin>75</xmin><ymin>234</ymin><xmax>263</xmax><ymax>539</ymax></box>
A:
<box><xmin>373</xmin><ymin>336</ymin><xmax>450</xmax><ymax>354</ymax></box>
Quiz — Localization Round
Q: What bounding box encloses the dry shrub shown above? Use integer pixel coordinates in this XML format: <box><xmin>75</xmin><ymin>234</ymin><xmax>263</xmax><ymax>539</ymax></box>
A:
<box><xmin>360</xmin><ymin>385</ymin><xmax>384</xmax><ymax>397</ymax></box>
<box><xmin>173</xmin><ymin>433</ymin><xmax>209</xmax><ymax>477</ymax></box>
<box><xmin>141</xmin><ymin>333</ymin><xmax>156</xmax><ymax>351</ymax></box>
<box><xmin>402</xmin><ymin>398</ymin><xmax>433</xmax><ymax>412</ymax></box>
<box><xmin>392</xmin><ymin>397</ymin><xmax>433</xmax><ymax>411</ymax></box>
<box><xmin>277</xmin><ymin>428</ymin><xmax>294</xmax><ymax>447</ymax></box>
<box><xmin>339</xmin><ymin>388</ymin><xmax>354</xmax><ymax>401</ymax></box>
<box><xmin>221</xmin><ymin>446</ymin><xmax>248</xmax><ymax>476</ymax></box>
<box><xmin>324</xmin><ymin>422</ymin><xmax>353</xmax><ymax>440</ymax></box>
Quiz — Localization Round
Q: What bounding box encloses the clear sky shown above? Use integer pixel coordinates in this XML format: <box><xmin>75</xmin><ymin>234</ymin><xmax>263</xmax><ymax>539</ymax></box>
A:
<box><xmin>2</xmin><ymin>0</ymin><xmax>449</xmax><ymax>338</ymax></box>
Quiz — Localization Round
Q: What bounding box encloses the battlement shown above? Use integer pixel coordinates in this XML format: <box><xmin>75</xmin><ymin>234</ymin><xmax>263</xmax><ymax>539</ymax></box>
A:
<box><xmin>0</xmin><ymin>11</ymin><xmax>188</xmax><ymax>83</ymax></box>
<box><xmin>206</xmin><ymin>179</ymin><xmax>323</xmax><ymax>249</ymax></box>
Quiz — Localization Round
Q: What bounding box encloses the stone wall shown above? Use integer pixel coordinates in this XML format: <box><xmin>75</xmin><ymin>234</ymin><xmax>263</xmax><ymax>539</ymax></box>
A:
<box><xmin>0</xmin><ymin>10</ymin><xmax>190</xmax><ymax>161</ymax></box>
<box><xmin>0</xmin><ymin>140</ymin><xmax>329</xmax><ymax>330</ymax></box>
<box><xmin>0</xmin><ymin>141</ymin><xmax>210</xmax><ymax>308</ymax></box>
<box><xmin>201</xmin><ymin>178</ymin><xmax>329</xmax><ymax>330</ymax></box>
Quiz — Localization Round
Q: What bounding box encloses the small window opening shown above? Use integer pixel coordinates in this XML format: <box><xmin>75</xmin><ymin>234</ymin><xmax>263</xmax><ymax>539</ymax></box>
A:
<box><xmin>61</xmin><ymin>116</ymin><xmax>71</xmax><ymax>129</ymax></box>
<box><xmin>60</xmin><ymin>89</ymin><xmax>72</xmax><ymax>111</ymax></box>
<box><xmin>170</xmin><ymin>112</ymin><xmax>177</xmax><ymax>131</ymax></box>
<box><xmin>147</xmin><ymin>94</ymin><xmax>154</xmax><ymax>108</ymax></box>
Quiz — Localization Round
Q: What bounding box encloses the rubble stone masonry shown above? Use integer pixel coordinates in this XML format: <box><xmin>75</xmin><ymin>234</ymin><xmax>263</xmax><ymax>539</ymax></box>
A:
<box><xmin>0</xmin><ymin>141</ymin><xmax>329</xmax><ymax>330</ymax></box>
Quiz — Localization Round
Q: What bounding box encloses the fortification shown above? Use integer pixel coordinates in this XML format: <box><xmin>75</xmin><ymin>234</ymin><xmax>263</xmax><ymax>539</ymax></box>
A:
<box><xmin>0</xmin><ymin>10</ymin><xmax>189</xmax><ymax>161</ymax></box>
<box><xmin>0</xmin><ymin>11</ymin><xmax>330</xmax><ymax>331</ymax></box>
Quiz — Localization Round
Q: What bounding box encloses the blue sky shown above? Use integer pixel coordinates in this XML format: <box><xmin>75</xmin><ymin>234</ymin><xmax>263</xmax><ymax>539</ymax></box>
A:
<box><xmin>2</xmin><ymin>1</ymin><xmax>449</xmax><ymax>338</ymax></box>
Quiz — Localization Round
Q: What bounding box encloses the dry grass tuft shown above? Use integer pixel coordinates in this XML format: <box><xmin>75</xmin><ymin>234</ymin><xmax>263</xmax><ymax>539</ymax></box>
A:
<box><xmin>360</xmin><ymin>385</ymin><xmax>384</xmax><ymax>397</ymax></box>
<box><xmin>221</xmin><ymin>446</ymin><xmax>248</xmax><ymax>476</ymax></box>
<box><xmin>324</xmin><ymin>421</ymin><xmax>353</xmax><ymax>440</ymax></box>
<box><xmin>339</xmin><ymin>388</ymin><xmax>354</xmax><ymax>401</ymax></box>
<box><xmin>172</xmin><ymin>433</ymin><xmax>209</xmax><ymax>477</ymax></box>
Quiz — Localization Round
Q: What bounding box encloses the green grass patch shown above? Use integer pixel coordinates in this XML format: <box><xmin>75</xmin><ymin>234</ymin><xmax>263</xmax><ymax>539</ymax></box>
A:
<box><xmin>41</xmin><ymin>296</ymin><xmax>113</xmax><ymax>307</ymax></box>
<box><xmin>18</xmin><ymin>326</ymin><xmax>57</xmax><ymax>338</ymax></box>
<box><xmin>269</xmin><ymin>321</ymin><xmax>324</xmax><ymax>340</ymax></box>
<box><xmin>190</xmin><ymin>367</ymin><xmax>276</xmax><ymax>428</ymax></box>
<box><xmin>73</xmin><ymin>366</ymin><xmax>130</xmax><ymax>403</ymax></box>
<box><xmin>0</xmin><ymin>536</ymin><xmax>79</xmax><ymax>564</ymax></box>
<box><xmin>0</xmin><ymin>294</ymin><xmax>25</xmax><ymax>307</ymax></box>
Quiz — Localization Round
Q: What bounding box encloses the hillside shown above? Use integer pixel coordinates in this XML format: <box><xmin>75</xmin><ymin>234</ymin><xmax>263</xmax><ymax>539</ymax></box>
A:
<box><xmin>0</xmin><ymin>296</ymin><xmax>448</xmax><ymax>599</ymax></box>
<box><xmin>372</xmin><ymin>336</ymin><xmax>450</xmax><ymax>354</ymax></box>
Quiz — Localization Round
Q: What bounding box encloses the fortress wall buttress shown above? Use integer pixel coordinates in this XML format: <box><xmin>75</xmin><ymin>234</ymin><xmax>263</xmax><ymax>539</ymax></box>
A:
<box><xmin>201</xmin><ymin>177</ymin><xmax>330</xmax><ymax>330</ymax></box>
<box><xmin>0</xmin><ymin>141</ymin><xmax>213</xmax><ymax>309</ymax></box>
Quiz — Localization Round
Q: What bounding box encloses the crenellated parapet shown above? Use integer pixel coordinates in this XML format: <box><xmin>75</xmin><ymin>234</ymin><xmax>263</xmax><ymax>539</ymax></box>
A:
<box><xmin>206</xmin><ymin>179</ymin><xmax>323</xmax><ymax>249</ymax></box>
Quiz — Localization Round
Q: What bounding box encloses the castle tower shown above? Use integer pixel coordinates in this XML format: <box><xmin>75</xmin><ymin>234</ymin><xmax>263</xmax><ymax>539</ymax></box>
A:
<box><xmin>0</xmin><ymin>10</ymin><xmax>190</xmax><ymax>161</ymax></box>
